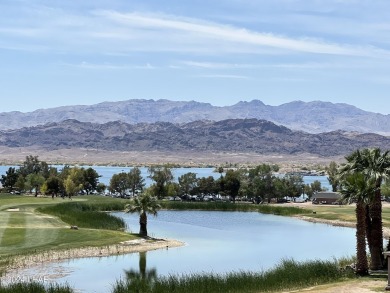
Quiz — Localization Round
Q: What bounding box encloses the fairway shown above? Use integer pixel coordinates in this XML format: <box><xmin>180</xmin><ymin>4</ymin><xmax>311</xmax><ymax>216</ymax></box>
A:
<box><xmin>0</xmin><ymin>195</ymin><xmax>135</xmax><ymax>260</ymax></box>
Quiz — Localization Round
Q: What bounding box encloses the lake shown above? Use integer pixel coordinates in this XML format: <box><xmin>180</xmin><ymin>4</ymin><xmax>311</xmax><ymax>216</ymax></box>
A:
<box><xmin>2</xmin><ymin>210</ymin><xmax>355</xmax><ymax>292</ymax></box>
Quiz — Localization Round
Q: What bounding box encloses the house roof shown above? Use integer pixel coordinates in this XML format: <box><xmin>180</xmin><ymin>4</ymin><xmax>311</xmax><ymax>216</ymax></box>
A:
<box><xmin>313</xmin><ymin>192</ymin><xmax>341</xmax><ymax>199</ymax></box>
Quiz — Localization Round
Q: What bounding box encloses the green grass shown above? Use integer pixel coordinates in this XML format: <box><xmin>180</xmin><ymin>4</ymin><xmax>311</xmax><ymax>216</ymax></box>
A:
<box><xmin>37</xmin><ymin>202</ymin><xmax>126</xmax><ymax>231</ymax></box>
<box><xmin>0</xmin><ymin>213</ymin><xmax>26</xmax><ymax>246</ymax></box>
<box><xmin>0</xmin><ymin>282</ymin><xmax>74</xmax><ymax>293</ymax></box>
<box><xmin>0</xmin><ymin>194</ymin><xmax>137</xmax><ymax>268</ymax></box>
<box><xmin>298</xmin><ymin>204</ymin><xmax>363</xmax><ymax>225</ymax></box>
<box><xmin>112</xmin><ymin>258</ymin><xmax>355</xmax><ymax>293</ymax></box>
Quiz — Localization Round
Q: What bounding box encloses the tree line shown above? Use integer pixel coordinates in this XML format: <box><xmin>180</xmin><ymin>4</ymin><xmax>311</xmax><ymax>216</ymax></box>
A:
<box><xmin>109</xmin><ymin>164</ymin><xmax>324</xmax><ymax>203</ymax></box>
<box><xmin>0</xmin><ymin>155</ymin><xmax>102</xmax><ymax>198</ymax></box>
<box><xmin>1</xmin><ymin>157</ymin><xmax>325</xmax><ymax>203</ymax></box>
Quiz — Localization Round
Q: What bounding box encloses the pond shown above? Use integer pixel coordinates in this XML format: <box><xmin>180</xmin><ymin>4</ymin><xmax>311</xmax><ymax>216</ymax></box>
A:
<box><xmin>2</xmin><ymin>210</ymin><xmax>355</xmax><ymax>292</ymax></box>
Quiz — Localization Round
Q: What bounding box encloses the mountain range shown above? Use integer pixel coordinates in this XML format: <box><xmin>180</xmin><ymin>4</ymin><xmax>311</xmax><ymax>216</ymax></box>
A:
<box><xmin>0</xmin><ymin>119</ymin><xmax>388</xmax><ymax>157</ymax></box>
<box><xmin>1</xmin><ymin>99</ymin><xmax>389</xmax><ymax>135</ymax></box>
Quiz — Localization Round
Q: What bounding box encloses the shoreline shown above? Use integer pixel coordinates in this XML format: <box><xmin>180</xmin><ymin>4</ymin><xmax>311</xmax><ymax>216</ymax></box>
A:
<box><xmin>4</xmin><ymin>238</ymin><xmax>185</xmax><ymax>272</ymax></box>
<box><xmin>297</xmin><ymin>215</ymin><xmax>390</xmax><ymax>238</ymax></box>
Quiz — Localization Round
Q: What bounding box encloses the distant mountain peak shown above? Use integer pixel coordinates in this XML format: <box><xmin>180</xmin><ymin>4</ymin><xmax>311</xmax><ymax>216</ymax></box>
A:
<box><xmin>0</xmin><ymin>118</ymin><xmax>388</xmax><ymax>157</ymax></box>
<box><xmin>0</xmin><ymin>98</ymin><xmax>389</xmax><ymax>135</ymax></box>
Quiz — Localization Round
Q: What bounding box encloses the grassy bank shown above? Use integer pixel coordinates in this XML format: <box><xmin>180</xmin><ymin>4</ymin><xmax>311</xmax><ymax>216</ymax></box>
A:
<box><xmin>113</xmin><ymin>258</ymin><xmax>354</xmax><ymax>293</ymax></box>
<box><xmin>296</xmin><ymin>203</ymin><xmax>390</xmax><ymax>229</ymax></box>
<box><xmin>37</xmin><ymin>202</ymin><xmax>126</xmax><ymax>230</ymax></box>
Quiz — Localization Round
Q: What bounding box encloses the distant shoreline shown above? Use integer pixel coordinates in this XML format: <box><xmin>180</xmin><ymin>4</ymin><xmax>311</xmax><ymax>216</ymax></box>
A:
<box><xmin>0</xmin><ymin>146</ymin><xmax>344</xmax><ymax>169</ymax></box>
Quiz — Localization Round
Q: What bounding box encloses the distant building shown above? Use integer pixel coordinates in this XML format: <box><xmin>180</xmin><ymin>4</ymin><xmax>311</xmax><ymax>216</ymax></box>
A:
<box><xmin>312</xmin><ymin>192</ymin><xmax>342</xmax><ymax>205</ymax></box>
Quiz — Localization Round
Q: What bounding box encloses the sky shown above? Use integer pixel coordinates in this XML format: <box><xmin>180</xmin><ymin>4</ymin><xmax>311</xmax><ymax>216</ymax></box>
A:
<box><xmin>1</xmin><ymin>0</ymin><xmax>390</xmax><ymax>114</ymax></box>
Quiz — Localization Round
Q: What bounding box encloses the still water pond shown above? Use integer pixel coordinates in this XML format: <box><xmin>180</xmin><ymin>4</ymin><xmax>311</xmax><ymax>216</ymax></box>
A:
<box><xmin>9</xmin><ymin>211</ymin><xmax>355</xmax><ymax>292</ymax></box>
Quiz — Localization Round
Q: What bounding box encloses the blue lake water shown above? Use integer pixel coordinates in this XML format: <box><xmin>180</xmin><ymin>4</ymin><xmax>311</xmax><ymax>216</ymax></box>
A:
<box><xmin>3</xmin><ymin>210</ymin><xmax>355</xmax><ymax>292</ymax></box>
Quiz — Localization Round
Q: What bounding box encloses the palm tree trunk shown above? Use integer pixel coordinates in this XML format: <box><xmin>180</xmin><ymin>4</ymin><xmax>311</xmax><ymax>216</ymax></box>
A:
<box><xmin>139</xmin><ymin>212</ymin><xmax>148</xmax><ymax>237</ymax></box>
<box><xmin>369</xmin><ymin>186</ymin><xmax>384</xmax><ymax>270</ymax></box>
<box><xmin>365</xmin><ymin>205</ymin><xmax>373</xmax><ymax>255</ymax></box>
<box><xmin>356</xmin><ymin>201</ymin><xmax>369</xmax><ymax>275</ymax></box>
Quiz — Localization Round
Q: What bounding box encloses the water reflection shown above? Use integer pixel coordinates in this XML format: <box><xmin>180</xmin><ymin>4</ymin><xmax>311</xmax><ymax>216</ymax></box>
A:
<box><xmin>124</xmin><ymin>252</ymin><xmax>157</xmax><ymax>289</ymax></box>
<box><xmin>1</xmin><ymin>211</ymin><xmax>355</xmax><ymax>292</ymax></box>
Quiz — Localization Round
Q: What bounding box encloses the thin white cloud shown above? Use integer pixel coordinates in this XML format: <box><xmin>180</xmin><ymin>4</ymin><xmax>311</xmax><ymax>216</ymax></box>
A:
<box><xmin>60</xmin><ymin>61</ymin><xmax>156</xmax><ymax>70</ymax></box>
<box><xmin>1</xmin><ymin>4</ymin><xmax>389</xmax><ymax>59</ymax></box>
<box><xmin>196</xmin><ymin>74</ymin><xmax>250</xmax><ymax>79</ymax></box>
<box><xmin>181</xmin><ymin>61</ymin><xmax>255</xmax><ymax>69</ymax></box>
<box><xmin>93</xmin><ymin>10</ymin><xmax>388</xmax><ymax>57</ymax></box>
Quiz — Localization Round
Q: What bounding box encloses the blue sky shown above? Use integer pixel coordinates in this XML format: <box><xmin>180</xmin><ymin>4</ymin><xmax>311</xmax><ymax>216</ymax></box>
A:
<box><xmin>1</xmin><ymin>0</ymin><xmax>390</xmax><ymax>114</ymax></box>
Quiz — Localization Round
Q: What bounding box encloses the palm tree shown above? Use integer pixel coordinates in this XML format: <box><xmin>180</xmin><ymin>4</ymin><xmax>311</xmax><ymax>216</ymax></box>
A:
<box><xmin>340</xmin><ymin>148</ymin><xmax>390</xmax><ymax>270</ymax></box>
<box><xmin>339</xmin><ymin>172</ymin><xmax>375</xmax><ymax>276</ymax></box>
<box><xmin>125</xmin><ymin>191</ymin><xmax>161</xmax><ymax>237</ymax></box>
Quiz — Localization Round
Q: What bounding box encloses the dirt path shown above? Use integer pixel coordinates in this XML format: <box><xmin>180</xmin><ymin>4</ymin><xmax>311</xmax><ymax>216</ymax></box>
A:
<box><xmin>283</xmin><ymin>279</ymin><xmax>387</xmax><ymax>293</ymax></box>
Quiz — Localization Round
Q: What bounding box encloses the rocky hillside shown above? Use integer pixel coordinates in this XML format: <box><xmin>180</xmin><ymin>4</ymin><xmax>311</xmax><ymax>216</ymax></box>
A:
<box><xmin>0</xmin><ymin>99</ymin><xmax>389</xmax><ymax>135</ymax></box>
<box><xmin>0</xmin><ymin>119</ymin><xmax>388</xmax><ymax>157</ymax></box>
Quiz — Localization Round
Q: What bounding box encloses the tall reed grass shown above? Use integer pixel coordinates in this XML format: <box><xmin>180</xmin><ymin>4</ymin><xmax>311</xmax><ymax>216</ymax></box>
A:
<box><xmin>160</xmin><ymin>201</ymin><xmax>254</xmax><ymax>211</ymax></box>
<box><xmin>0</xmin><ymin>282</ymin><xmax>74</xmax><ymax>293</ymax></box>
<box><xmin>38</xmin><ymin>202</ymin><xmax>126</xmax><ymax>230</ymax></box>
<box><xmin>112</xmin><ymin>258</ymin><xmax>354</xmax><ymax>293</ymax></box>
<box><xmin>160</xmin><ymin>201</ymin><xmax>311</xmax><ymax>216</ymax></box>
<box><xmin>257</xmin><ymin>205</ymin><xmax>310</xmax><ymax>216</ymax></box>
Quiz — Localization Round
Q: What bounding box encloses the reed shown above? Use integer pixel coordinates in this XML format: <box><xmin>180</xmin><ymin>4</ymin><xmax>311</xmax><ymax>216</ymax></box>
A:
<box><xmin>160</xmin><ymin>201</ymin><xmax>254</xmax><ymax>211</ymax></box>
<box><xmin>256</xmin><ymin>205</ymin><xmax>310</xmax><ymax>216</ymax></box>
<box><xmin>0</xmin><ymin>282</ymin><xmax>74</xmax><ymax>293</ymax></box>
<box><xmin>112</xmin><ymin>258</ymin><xmax>353</xmax><ymax>293</ymax></box>
<box><xmin>160</xmin><ymin>201</ymin><xmax>311</xmax><ymax>216</ymax></box>
<box><xmin>37</xmin><ymin>202</ymin><xmax>126</xmax><ymax>230</ymax></box>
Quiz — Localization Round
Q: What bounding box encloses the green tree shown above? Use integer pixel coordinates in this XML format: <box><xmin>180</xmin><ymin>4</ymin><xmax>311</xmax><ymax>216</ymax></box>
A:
<box><xmin>178</xmin><ymin>172</ymin><xmax>198</xmax><ymax>196</ymax></box>
<box><xmin>25</xmin><ymin>173</ymin><xmax>45</xmax><ymax>197</ymax></box>
<box><xmin>304</xmin><ymin>184</ymin><xmax>314</xmax><ymax>200</ymax></box>
<box><xmin>64</xmin><ymin>167</ymin><xmax>84</xmax><ymax>198</ymax></box>
<box><xmin>339</xmin><ymin>148</ymin><xmax>390</xmax><ymax>270</ymax></box>
<box><xmin>46</xmin><ymin>176</ymin><xmax>63</xmax><ymax>197</ymax></box>
<box><xmin>284</xmin><ymin>174</ymin><xmax>304</xmax><ymax>202</ymax></box>
<box><xmin>197</xmin><ymin>176</ymin><xmax>217</xmax><ymax>196</ymax></box>
<box><xmin>223</xmin><ymin>169</ymin><xmax>241</xmax><ymax>203</ymax></box>
<box><xmin>148</xmin><ymin>165</ymin><xmax>174</xmax><ymax>199</ymax></box>
<box><xmin>19</xmin><ymin>155</ymin><xmax>42</xmax><ymax>176</ymax></box>
<box><xmin>0</xmin><ymin>167</ymin><xmax>19</xmax><ymax>192</ymax></box>
<box><xmin>125</xmin><ymin>190</ymin><xmax>161</xmax><ymax>237</ymax></box>
<box><xmin>96</xmin><ymin>182</ymin><xmax>107</xmax><ymax>194</ymax></box>
<box><xmin>339</xmin><ymin>172</ymin><xmax>375</xmax><ymax>276</ymax></box>
<box><xmin>128</xmin><ymin>167</ymin><xmax>145</xmax><ymax>197</ymax></box>
<box><xmin>326</xmin><ymin>161</ymin><xmax>340</xmax><ymax>192</ymax></box>
<box><xmin>83</xmin><ymin>167</ymin><xmax>100</xmax><ymax>195</ymax></box>
<box><xmin>248</xmin><ymin>164</ymin><xmax>277</xmax><ymax>203</ymax></box>
<box><xmin>310</xmin><ymin>180</ymin><xmax>323</xmax><ymax>193</ymax></box>
<box><xmin>40</xmin><ymin>182</ymin><xmax>48</xmax><ymax>195</ymax></box>
<box><xmin>15</xmin><ymin>175</ymin><xmax>26</xmax><ymax>193</ymax></box>
<box><xmin>109</xmin><ymin>172</ymin><xmax>129</xmax><ymax>197</ymax></box>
